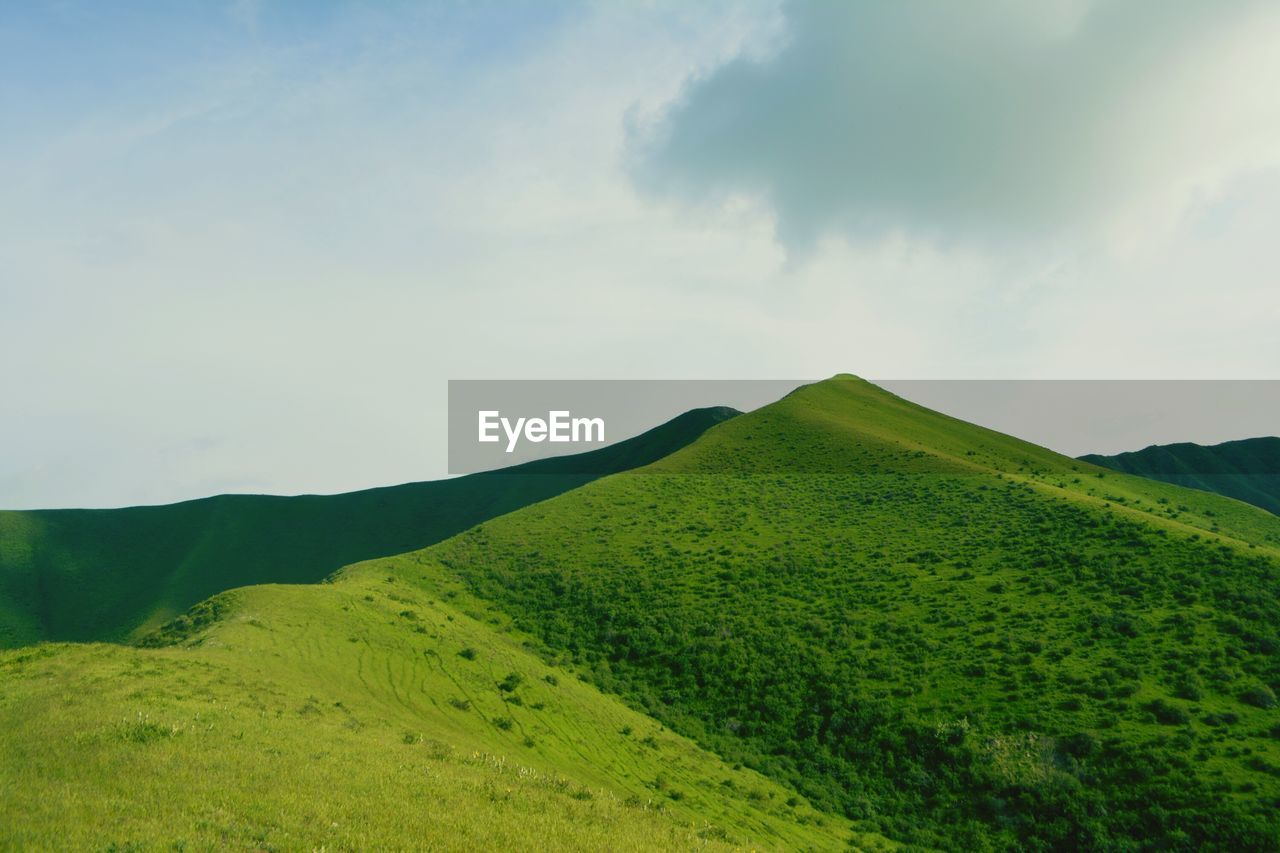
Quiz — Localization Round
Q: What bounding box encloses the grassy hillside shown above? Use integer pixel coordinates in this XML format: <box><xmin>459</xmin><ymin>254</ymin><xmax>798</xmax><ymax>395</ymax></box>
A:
<box><xmin>0</xmin><ymin>566</ymin><xmax>876</xmax><ymax>850</ymax></box>
<box><xmin>1083</xmin><ymin>436</ymin><xmax>1280</xmax><ymax>515</ymax></box>
<box><xmin>0</xmin><ymin>406</ymin><xmax>737</xmax><ymax>648</ymax></box>
<box><xmin>364</xmin><ymin>376</ymin><xmax>1280</xmax><ymax>849</ymax></box>
<box><xmin>6</xmin><ymin>377</ymin><xmax>1279</xmax><ymax>849</ymax></box>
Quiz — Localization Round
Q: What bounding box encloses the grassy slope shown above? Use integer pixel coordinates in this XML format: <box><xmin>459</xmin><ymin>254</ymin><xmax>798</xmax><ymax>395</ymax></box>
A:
<box><xmin>0</xmin><ymin>567</ymin><xmax>880</xmax><ymax>850</ymax></box>
<box><xmin>372</xmin><ymin>376</ymin><xmax>1280</xmax><ymax>849</ymax></box>
<box><xmin>1083</xmin><ymin>436</ymin><xmax>1280</xmax><ymax>516</ymax></box>
<box><xmin>0</xmin><ymin>406</ymin><xmax>738</xmax><ymax>648</ymax></box>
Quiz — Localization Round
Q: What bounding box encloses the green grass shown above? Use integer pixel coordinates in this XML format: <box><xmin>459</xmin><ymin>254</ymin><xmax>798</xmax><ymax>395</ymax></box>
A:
<box><xmin>0</xmin><ymin>406</ymin><xmax>737</xmax><ymax>647</ymax></box>
<box><xmin>0</xmin><ymin>569</ymin><xmax>879</xmax><ymax>850</ymax></box>
<box><xmin>367</xmin><ymin>376</ymin><xmax>1280</xmax><ymax>849</ymax></box>
<box><xmin>1084</xmin><ymin>436</ymin><xmax>1280</xmax><ymax>516</ymax></box>
<box><xmin>6</xmin><ymin>376</ymin><xmax>1280</xmax><ymax>849</ymax></box>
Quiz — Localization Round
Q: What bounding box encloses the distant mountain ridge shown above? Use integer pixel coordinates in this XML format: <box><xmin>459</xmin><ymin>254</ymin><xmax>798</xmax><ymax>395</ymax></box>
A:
<box><xmin>0</xmin><ymin>405</ymin><xmax>738</xmax><ymax>647</ymax></box>
<box><xmin>1082</xmin><ymin>436</ymin><xmax>1280</xmax><ymax>515</ymax></box>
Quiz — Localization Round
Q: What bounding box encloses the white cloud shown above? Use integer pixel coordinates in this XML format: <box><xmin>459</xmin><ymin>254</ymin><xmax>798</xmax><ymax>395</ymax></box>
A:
<box><xmin>2</xmin><ymin>0</ymin><xmax>1278</xmax><ymax>508</ymax></box>
<box><xmin>633</xmin><ymin>0</ymin><xmax>1280</xmax><ymax>252</ymax></box>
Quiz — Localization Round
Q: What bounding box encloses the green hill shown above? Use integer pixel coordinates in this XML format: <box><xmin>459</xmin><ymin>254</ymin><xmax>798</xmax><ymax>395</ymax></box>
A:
<box><xmin>1083</xmin><ymin>436</ymin><xmax>1280</xmax><ymax>515</ymax></box>
<box><xmin>5</xmin><ymin>376</ymin><xmax>1280</xmax><ymax>849</ymax></box>
<box><xmin>0</xmin><ymin>406</ymin><xmax>737</xmax><ymax>648</ymax></box>
<box><xmin>0</xmin><ymin>569</ymin><xmax>875</xmax><ymax>850</ymax></box>
<box><xmin>370</xmin><ymin>376</ymin><xmax>1280</xmax><ymax>849</ymax></box>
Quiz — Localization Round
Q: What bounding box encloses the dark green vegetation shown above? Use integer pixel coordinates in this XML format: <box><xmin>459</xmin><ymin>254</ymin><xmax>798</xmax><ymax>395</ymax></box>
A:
<box><xmin>377</xmin><ymin>377</ymin><xmax>1280</xmax><ymax>850</ymax></box>
<box><xmin>1084</xmin><ymin>436</ymin><xmax>1280</xmax><ymax>515</ymax></box>
<box><xmin>0</xmin><ymin>406</ymin><xmax>737</xmax><ymax>647</ymax></box>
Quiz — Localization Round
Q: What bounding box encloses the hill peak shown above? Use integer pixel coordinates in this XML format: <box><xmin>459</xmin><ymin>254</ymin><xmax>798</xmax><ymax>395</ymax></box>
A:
<box><xmin>651</xmin><ymin>375</ymin><xmax>993</xmax><ymax>475</ymax></box>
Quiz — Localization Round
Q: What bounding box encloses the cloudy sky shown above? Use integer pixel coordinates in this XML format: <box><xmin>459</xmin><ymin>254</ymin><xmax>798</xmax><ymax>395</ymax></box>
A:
<box><xmin>2</xmin><ymin>0</ymin><xmax>1279</xmax><ymax>507</ymax></box>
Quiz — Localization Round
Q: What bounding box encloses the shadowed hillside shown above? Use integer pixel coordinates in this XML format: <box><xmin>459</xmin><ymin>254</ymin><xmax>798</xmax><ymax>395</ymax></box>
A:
<box><xmin>1083</xmin><ymin>436</ymin><xmax>1280</xmax><ymax>515</ymax></box>
<box><xmin>0</xmin><ymin>406</ymin><xmax>738</xmax><ymax>647</ymax></box>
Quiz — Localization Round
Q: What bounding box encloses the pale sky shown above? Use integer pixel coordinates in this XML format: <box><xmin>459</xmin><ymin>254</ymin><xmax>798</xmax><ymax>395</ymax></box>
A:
<box><xmin>2</xmin><ymin>1</ymin><xmax>1278</xmax><ymax>508</ymax></box>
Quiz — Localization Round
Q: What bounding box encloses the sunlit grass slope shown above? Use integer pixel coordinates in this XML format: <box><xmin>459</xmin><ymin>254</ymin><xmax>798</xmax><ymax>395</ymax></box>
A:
<box><xmin>0</xmin><ymin>567</ymin><xmax>878</xmax><ymax>850</ymax></box>
<box><xmin>0</xmin><ymin>406</ymin><xmax>737</xmax><ymax>648</ymax></box>
<box><xmin>1084</xmin><ymin>435</ymin><xmax>1280</xmax><ymax>516</ymax></box>
<box><xmin>385</xmin><ymin>376</ymin><xmax>1280</xmax><ymax>850</ymax></box>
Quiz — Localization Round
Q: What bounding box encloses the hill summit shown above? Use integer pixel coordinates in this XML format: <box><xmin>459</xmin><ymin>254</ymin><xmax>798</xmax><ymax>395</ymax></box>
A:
<box><xmin>389</xmin><ymin>376</ymin><xmax>1280</xmax><ymax>849</ymax></box>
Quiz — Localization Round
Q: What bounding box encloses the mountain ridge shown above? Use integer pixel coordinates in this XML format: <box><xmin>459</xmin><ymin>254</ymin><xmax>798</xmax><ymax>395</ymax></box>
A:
<box><xmin>378</xmin><ymin>375</ymin><xmax>1280</xmax><ymax>848</ymax></box>
<box><xmin>0</xmin><ymin>405</ymin><xmax>739</xmax><ymax>647</ymax></box>
<box><xmin>1083</xmin><ymin>435</ymin><xmax>1280</xmax><ymax>515</ymax></box>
